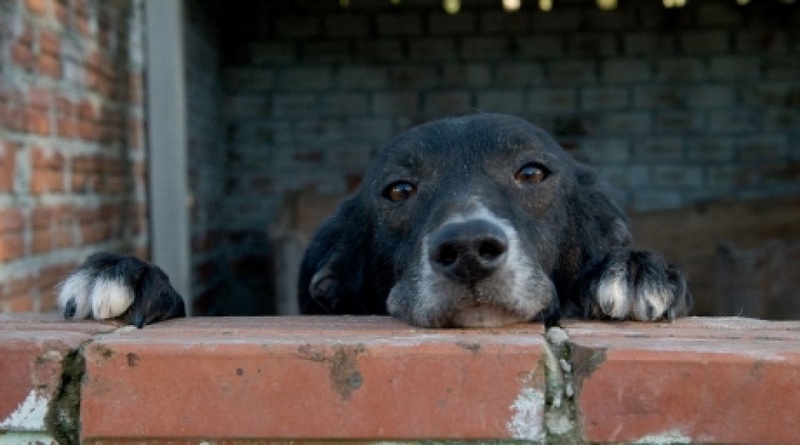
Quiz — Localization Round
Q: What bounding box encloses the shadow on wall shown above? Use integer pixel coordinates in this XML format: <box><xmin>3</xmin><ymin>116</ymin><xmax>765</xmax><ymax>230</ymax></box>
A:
<box><xmin>265</xmin><ymin>191</ymin><xmax>800</xmax><ymax>320</ymax></box>
<box><xmin>631</xmin><ymin>196</ymin><xmax>800</xmax><ymax>319</ymax></box>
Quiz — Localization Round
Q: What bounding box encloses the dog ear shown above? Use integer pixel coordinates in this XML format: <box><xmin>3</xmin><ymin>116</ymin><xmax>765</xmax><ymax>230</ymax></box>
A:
<box><xmin>297</xmin><ymin>197</ymin><xmax>370</xmax><ymax>314</ymax></box>
<box><xmin>573</xmin><ymin>164</ymin><xmax>632</xmax><ymax>249</ymax></box>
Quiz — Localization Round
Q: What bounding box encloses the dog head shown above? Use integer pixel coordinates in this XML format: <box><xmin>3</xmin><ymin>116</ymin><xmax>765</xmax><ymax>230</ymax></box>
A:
<box><xmin>299</xmin><ymin>113</ymin><xmax>629</xmax><ymax>327</ymax></box>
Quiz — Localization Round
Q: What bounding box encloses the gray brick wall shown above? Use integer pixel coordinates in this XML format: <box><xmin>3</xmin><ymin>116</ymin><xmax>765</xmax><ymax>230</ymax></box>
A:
<box><xmin>211</xmin><ymin>0</ymin><xmax>799</xmax><ymax>217</ymax></box>
<box><xmin>178</xmin><ymin>0</ymin><xmax>800</xmax><ymax>311</ymax></box>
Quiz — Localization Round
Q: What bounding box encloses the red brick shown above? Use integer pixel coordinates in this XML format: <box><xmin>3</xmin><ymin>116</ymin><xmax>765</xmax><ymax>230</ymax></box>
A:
<box><xmin>566</xmin><ymin>318</ymin><xmax>800</xmax><ymax>444</ymax></box>
<box><xmin>11</xmin><ymin>42</ymin><xmax>34</xmax><ymax>71</ymax></box>
<box><xmin>31</xmin><ymin>147</ymin><xmax>66</xmax><ymax>194</ymax></box>
<box><xmin>40</xmin><ymin>31</ymin><xmax>61</xmax><ymax>56</ymax></box>
<box><xmin>6</xmin><ymin>295</ymin><xmax>35</xmax><ymax>312</ymax></box>
<box><xmin>25</xmin><ymin>0</ymin><xmax>46</xmax><ymax>14</ymax></box>
<box><xmin>0</xmin><ymin>143</ymin><xmax>16</xmax><ymax>191</ymax></box>
<box><xmin>38</xmin><ymin>53</ymin><xmax>62</xmax><ymax>79</ymax></box>
<box><xmin>0</xmin><ymin>208</ymin><xmax>25</xmax><ymax>260</ymax></box>
<box><xmin>0</xmin><ymin>315</ymin><xmax>114</xmax><ymax>434</ymax></box>
<box><xmin>25</xmin><ymin>107</ymin><xmax>51</xmax><ymax>135</ymax></box>
<box><xmin>81</xmin><ymin>317</ymin><xmax>548</xmax><ymax>442</ymax></box>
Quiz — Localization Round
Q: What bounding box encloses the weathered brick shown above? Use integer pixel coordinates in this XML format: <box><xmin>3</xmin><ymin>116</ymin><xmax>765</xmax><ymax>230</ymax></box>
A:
<box><xmin>0</xmin><ymin>315</ymin><xmax>112</xmax><ymax>436</ymax></box>
<box><xmin>695</xmin><ymin>3</ymin><xmax>742</xmax><ymax>26</ymax></box>
<box><xmin>302</xmin><ymin>41</ymin><xmax>352</xmax><ymax>63</ymax></box>
<box><xmin>568</xmin><ymin>33</ymin><xmax>618</xmax><ymax>57</ymax></box>
<box><xmin>324</xmin><ymin>15</ymin><xmax>370</xmax><ymax>37</ymax></box>
<box><xmin>223</xmin><ymin>68</ymin><xmax>276</xmax><ymax>92</ymax></box>
<box><xmin>339</xmin><ymin>65</ymin><xmax>389</xmax><ymax>90</ymax></box>
<box><xmin>494</xmin><ymin>62</ymin><xmax>544</xmax><ymax>87</ymax></box>
<box><xmin>278</xmin><ymin>67</ymin><xmax>333</xmax><ymax>91</ymax></box>
<box><xmin>319</xmin><ymin>92</ymin><xmax>369</xmax><ymax>118</ymax></box>
<box><xmin>249</xmin><ymin>42</ymin><xmax>297</xmax><ymax>65</ymax></box>
<box><xmin>0</xmin><ymin>143</ymin><xmax>17</xmax><ymax>192</ymax></box>
<box><xmin>656</xmin><ymin>110</ymin><xmax>705</xmax><ymax>136</ymax></box>
<box><xmin>441</xmin><ymin>64</ymin><xmax>491</xmax><ymax>88</ymax></box>
<box><xmin>580</xmin><ymin>87</ymin><xmax>629</xmax><ymax>112</ymax></box>
<box><xmin>635</xmin><ymin>137</ymin><xmax>684</xmax><ymax>161</ymax></box>
<box><xmin>634</xmin><ymin>86</ymin><xmax>684</xmax><ymax>109</ymax></box>
<box><xmin>708</xmin><ymin>110</ymin><xmax>758</xmax><ymax>134</ymax></box>
<box><xmin>686</xmin><ymin>84</ymin><xmax>736</xmax><ymax>109</ymax></box>
<box><xmin>376</xmin><ymin>13</ymin><xmax>422</xmax><ymax>36</ymax></box>
<box><xmin>738</xmin><ymin>135</ymin><xmax>788</xmax><ymax>161</ymax></box>
<box><xmin>387</xmin><ymin>66</ymin><xmax>437</xmax><ymax>89</ymax></box>
<box><xmin>274</xmin><ymin>15</ymin><xmax>321</xmax><ymax>38</ymax></box>
<box><xmin>517</xmin><ymin>35</ymin><xmax>564</xmax><ymax>59</ymax></box>
<box><xmin>480</xmin><ymin>10</ymin><xmax>530</xmax><ymax>34</ymax></box>
<box><xmin>681</xmin><ymin>30</ymin><xmax>730</xmax><ymax>54</ymax></box>
<box><xmin>81</xmin><ymin>318</ymin><xmax>548</xmax><ymax>442</ymax></box>
<box><xmin>623</xmin><ymin>32</ymin><xmax>678</xmax><ymax>56</ymax></box>
<box><xmin>568</xmin><ymin>319</ymin><xmax>800</xmax><ymax>444</ymax></box>
<box><xmin>631</xmin><ymin>190</ymin><xmax>684</xmax><ymax>211</ymax></box>
<box><xmin>372</xmin><ymin>92</ymin><xmax>420</xmax><ymax>116</ymax></box>
<box><xmin>528</xmin><ymin>88</ymin><xmax>577</xmax><ymax>114</ymax></box>
<box><xmin>599</xmin><ymin>112</ymin><xmax>653</xmax><ymax>135</ymax></box>
<box><xmin>295</xmin><ymin>119</ymin><xmax>347</xmax><ymax>144</ymax></box>
<box><xmin>423</xmin><ymin>91</ymin><xmax>472</xmax><ymax>117</ymax></box>
<box><xmin>547</xmin><ymin>60</ymin><xmax>597</xmax><ymax>85</ymax></box>
<box><xmin>0</xmin><ymin>217</ymin><xmax>25</xmax><ymax>261</ymax></box>
<box><xmin>580</xmin><ymin>138</ymin><xmax>631</xmax><ymax>163</ymax></box>
<box><xmin>346</xmin><ymin>118</ymin><xmax>394</xmax><ymax>143</ymax></box>
<box><xmin>531</xmin><ymin>8</ymin><xmax>581</xmax><ymax>31</ymax></box>
<box><xmin>354</xmin><ymin>40</ymin><xmax>405</xmax><ymax>62</ymax></box>
<box><xmin>409</xmin><ymin>38</ymin><xmax>457</xmax><ymax>62</ymax></box>
<box><xmin>428</xmin><ymin>11</ymin><xmax>477</xmax><ymax>35</ymax></box>
<box><xmin>271</xmin><ymin>93</ymin><xmax>318</xmax><ymax>118</ymax></box>
<box><xmin>461</xmin><ymin>37</ymin><xmax>509</xmax><ymax>61</ymax></box>
<box><xmin>602</xmin><ymin>59</ymin><xmax>651</xmax><ymax>83</ymax></box>
<box><xmin>656</xmin><ymin>57</ymin><xmax>706</xmax><ymax>81</ymax></box>
<box><xmin>736</xmin><ymin>29</ymin><xmax>787</xmax><ymax>54</ymax></box>
<box><xmin>741</xmin><ymin>83</ymin><xmax>800</xmax><ymax>107</ymax></box>
<box><xmin>585</xmin><ymin>8</ymin><xmax>636</xmax><ymax>30</ymax></box>
<box><xmin>708</xmin><ymin>55</ymin><xmax>760</xmax><ymax>80</ymax></box>
<box><xmin>765</xmin><ymin>56</ymin><xmax>800</xmax><ymax>80</ymax></box>
<box><xmin>688</xmin><ymin>137</ymin><xmax>736</xmax><ymax>162</ymax></box>
<box><xmin>476</xmin><ymin>90</ymin><xmax>525</xmax><ymax>115</ymax></box>
<box><xmin>653</xmin><ymin>164</ymin><xmax>703</xmax><ymax>188</ymax></box>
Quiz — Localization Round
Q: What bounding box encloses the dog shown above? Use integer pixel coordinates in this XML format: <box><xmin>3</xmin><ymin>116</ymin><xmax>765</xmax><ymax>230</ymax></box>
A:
<box><xmin>58</xmin><ymin>113</ymin><xmax>692</xmax><ymax>328</ymax></box>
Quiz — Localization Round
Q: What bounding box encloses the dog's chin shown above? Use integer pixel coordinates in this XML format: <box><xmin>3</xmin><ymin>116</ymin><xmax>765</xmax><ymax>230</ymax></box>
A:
<box><xmin>450</xmin><ymin>304</ymin><xmax>526</xmax><ymax>328</ymax></box>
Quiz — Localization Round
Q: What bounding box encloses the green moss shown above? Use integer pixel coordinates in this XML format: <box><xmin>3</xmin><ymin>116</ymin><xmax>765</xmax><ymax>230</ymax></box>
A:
<box><xmin>44</xmin><ymin>344</ymin><xmax>86</xmax><ymax>445</ymax></box>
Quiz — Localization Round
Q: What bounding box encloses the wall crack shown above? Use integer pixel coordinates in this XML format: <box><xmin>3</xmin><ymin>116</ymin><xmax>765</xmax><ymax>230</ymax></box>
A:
<box><xmin>543</xmin><ymin>326</ymin><xmax>583</xmax><ymax>444</ymax></box>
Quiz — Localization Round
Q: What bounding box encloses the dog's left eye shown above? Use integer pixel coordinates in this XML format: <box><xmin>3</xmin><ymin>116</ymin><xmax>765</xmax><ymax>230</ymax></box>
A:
<box><xmin>383</xmin><ymin>181</ymin><xmax>417</xmax><ymax>202</ymax></box>
<box><xmin>515</xmin><ymin>163</ymin><xmax>549</xmax><ymax>185</ymax></box>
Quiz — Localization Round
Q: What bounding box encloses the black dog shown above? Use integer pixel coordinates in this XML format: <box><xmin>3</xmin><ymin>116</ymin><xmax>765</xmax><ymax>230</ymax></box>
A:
<box><xmin>58</xmin><ymin>114</ymin><xmax>691</xmax><ymax>328</ymax></box>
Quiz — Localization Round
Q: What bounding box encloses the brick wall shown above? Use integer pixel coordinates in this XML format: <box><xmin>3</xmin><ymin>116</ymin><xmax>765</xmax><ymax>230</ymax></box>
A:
<box><xmin>217</xmin><ymin>0</ymin><xmax>799</xmax><ymax>222</ymax></box>
<box><xmin>178</xmin><ymin>0</ymin><xmax>799</xmax><ymax>314</ymax></box>
<box><xmin>3</xmin><ymin>314</ymin><xmax>800</xmax><ymax>443</ymax></box>
<box><xmin>0</xmin><ymin>0</ymin><xmax>148</xmax><ymax>313</ymax></box>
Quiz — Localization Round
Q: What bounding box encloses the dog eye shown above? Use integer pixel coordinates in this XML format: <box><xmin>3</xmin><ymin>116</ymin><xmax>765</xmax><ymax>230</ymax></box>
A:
<box><xmin>383</xmin><ymin>181</ymin><xmax>417</xmax><ymax>202</ymax></box>
<box><xmin>515</xmin><ymin>163</ymin><xmax>549</xmax><ymax>185</ymax></box>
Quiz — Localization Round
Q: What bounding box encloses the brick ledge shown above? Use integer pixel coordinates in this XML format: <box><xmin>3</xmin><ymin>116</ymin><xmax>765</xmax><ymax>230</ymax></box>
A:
<box><xmin>1</xmin><ymin>315</ymin><xmax>799</xmax><ymax>444</ymax></box>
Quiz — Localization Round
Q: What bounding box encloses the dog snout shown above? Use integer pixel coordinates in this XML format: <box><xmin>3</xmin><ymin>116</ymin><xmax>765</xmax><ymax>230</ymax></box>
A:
<box><xmin>428</xmin><ymin>220</ymin><xmax>509</xmax><ymax>284</ymax></box>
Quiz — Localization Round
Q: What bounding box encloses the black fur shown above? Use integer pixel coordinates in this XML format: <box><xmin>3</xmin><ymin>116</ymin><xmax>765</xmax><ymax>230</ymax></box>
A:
<box><xmin>59</xmin><ymin>114</ymin><xmax>691</xmax><ymax>328</ymax></box>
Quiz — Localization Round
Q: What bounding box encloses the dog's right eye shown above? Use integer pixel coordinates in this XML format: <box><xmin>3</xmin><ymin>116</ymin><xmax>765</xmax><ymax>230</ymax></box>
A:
<box><xmin>515</xmin><ymin>163</ymin><xmax>549</xmax><ymax>185</ymax></box>
<box><xmin>383</xmin><ymin>181</ymin><xmax>417</xmax><ymax>202</ymax></box>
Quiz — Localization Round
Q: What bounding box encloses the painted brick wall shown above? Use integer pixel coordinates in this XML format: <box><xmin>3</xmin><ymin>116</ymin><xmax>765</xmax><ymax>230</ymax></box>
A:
<box><xmin>217</xmin><ymin>0</ymin><xmax>799</xmax><ymax>226</ymax></box>
<box><xmin>0</xmin><ymin>0</ymin><xmax>148</xmax><ymax>313</ymax></box>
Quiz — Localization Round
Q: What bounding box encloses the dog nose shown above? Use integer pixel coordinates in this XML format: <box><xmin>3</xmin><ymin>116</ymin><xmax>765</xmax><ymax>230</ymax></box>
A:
<box><xmin>428</xmin><ymin>220</ymin><xmax>509</xmax><ymax>284</ymax></box>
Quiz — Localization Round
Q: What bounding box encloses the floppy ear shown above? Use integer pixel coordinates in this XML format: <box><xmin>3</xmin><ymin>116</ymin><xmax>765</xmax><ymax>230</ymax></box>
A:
<box><xmin>297</xmin><ymin>197</ymin><xmax>371</xmax><ymax>314</ymax></box>
<box><xmin>572</xmin><ymin>164</ymin><xmax>632</xmax><ymax>251</ymax></box>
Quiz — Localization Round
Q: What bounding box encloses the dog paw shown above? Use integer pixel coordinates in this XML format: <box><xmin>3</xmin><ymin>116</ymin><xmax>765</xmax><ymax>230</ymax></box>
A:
<box><xmin>57</xmin><ymin>252</ymin><xmax>185</xmax><ymax>328</ymax></box>
<box><xmin>577</xmin><ymin>249</ymin><xmax>692</xmax><ymax>321</ymax></box>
